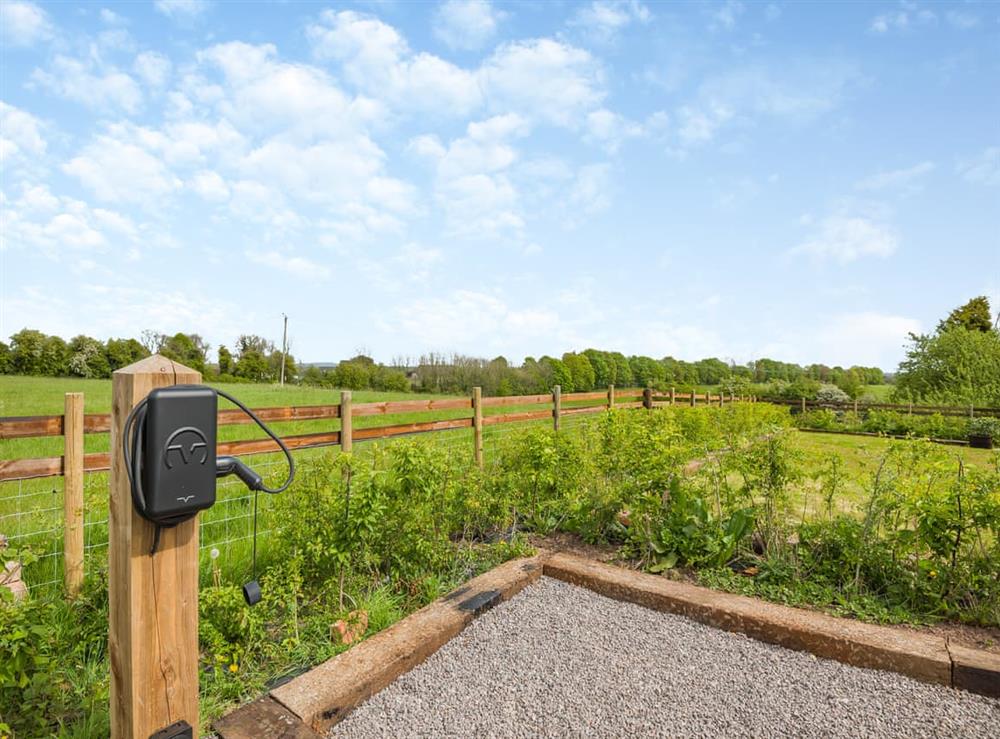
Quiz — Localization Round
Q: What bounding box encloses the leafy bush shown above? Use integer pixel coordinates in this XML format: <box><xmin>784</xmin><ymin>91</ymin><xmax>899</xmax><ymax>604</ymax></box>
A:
<box><xmin>815</xmin><ymin>384</ymin><xmax>851</xmax><ymax>404</ymax></box>
<box><xmin>969</xmin><ymin>417</ymin><xmax>1000</xmax><ymax>438</ymax></box>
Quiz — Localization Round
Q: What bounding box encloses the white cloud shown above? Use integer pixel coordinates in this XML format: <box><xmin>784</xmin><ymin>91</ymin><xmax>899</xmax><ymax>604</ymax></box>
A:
<box><xmin>433</xmin><ymin>0</ymin><xmax>503</xmax><ymax>51</ymax></box>
<box><xmin>188</xmin><ymin>170</ymin><xmax>230</xmax><ymax>202</ymax></box>
<box><xmin>584</xmin><ymin>109</ymin><xmax>646</xmax><ymax>152</ymax></box>
<box><xmin>31</xmin><ymin>55</ymin><xmax>143</xmax><ymax>113</ymax></box>
<box><xmin>410</xmin><ymin>114</ymin><xmax>530</xmax><ymax>237</ymax></box>
<box><xmin>569</xmin><ymin>1</ymin><xmax>651</xmax><ymax>44</ymax></box>
<box><xmin>481</xmin><ymin>39</ymin><xmax>605</xmax><ymax>127</ymax></box>
<box><xmin>709</xmin><ymin>1</ymin><xmax>744</xmax><ymax>31</ymax></box>
<box><xmin>814</xmin><ymin>312</ymin><xmax>921</xmax><ymax>368</ymax></box>
<box><xmin>63</xmin><ymin>130</ymin><xmax>183</xmax><ymax>204</ymax></box>
<box><xmin>791</xmin><ymin>214</ymin><xmax>899</xmax><ymax>264</ymax></box>
<box><xmin>133</xmin><ymin>51</ymin><xmax>172</xmax><ymax>88</ymax></box>
<box><xmin>870</xmin><ymin>5</ymin><xmax>936</xmax><ymax>33</ymax></box>
<box><xmin>247</xmin><ymin>250</ymin><xmax>331</xmax><ymax>280</ymax></box>
<box><xmin>0</xmin><ymin>1</ymin><xmax>53</xmax><ymax>47</ymax></box>
<box><xmin>0</xmin><ymin>101</ymin><xmax>46</xmax><ymax>164</ymax></box>
<box><xmin>308</xmin><ymin>10</ymin><xmax>482</xmax><ymax>117</ymax></box>
<box><xmin>154</xmin><ymin>0</ymin><xmax>208</xmax><ymax>20</ymax></box>
<box><xmin>957</xmin><ymin>147</ymin><xmax>1000</xmax><ymax>187</ymax></box>
<box><xmin>100</xmin><ymin>8</ymin><xmax>126</xmax><ymax>25</ymax></box>
<box><xmin>945</xmin><ymin>11</ymin><xmax>979</xmax><ymax>30</ymax></box>
<box><xmin>1</xmin><ymin>183</ymin><xmax>140</xmax><ymax>255</ymax></box>
<box><xmin>856</xmin><ymin>161</ymin><xmax>934</xmax><ymax>192</ymax></box>
<box><xmin>567</xmin><ymin>163</ymin><xmax>612</xmax><ymax>222</ymax></box>
<box><xmin>394</xmin><ymin>289</ymin><xmax>562</xmax><ymax>349</ymax></box>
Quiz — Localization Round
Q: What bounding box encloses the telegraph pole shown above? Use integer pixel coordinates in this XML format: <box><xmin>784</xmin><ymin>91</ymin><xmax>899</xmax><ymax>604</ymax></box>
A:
<box><xmin>279</xmin><ymin>313</ymin><xmax>288</xmax><ymax>386</ymax></box>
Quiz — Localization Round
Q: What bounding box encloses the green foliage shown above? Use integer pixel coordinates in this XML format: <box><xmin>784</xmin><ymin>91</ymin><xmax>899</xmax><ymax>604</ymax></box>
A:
<box><xmin>896</xmin><ymin>299</ymin><xmax>1000</xmax><ymax>406</ymax></box>
<box><xmin>938</xmin><ymin>295</ymin><xmax>996</xmax><ymax>334</ymax></box>
<box><xmin>969</xmin><ymin>417</ymin><xmax>1000</xmax><ymax>438</ymax></box>
<box><xmin>159</xmin><ymin>332</ymin><xmax>209</xmax><ymax>374</ymax></box>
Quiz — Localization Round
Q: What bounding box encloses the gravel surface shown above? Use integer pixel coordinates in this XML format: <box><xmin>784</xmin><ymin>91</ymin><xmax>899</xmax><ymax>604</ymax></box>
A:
<box><xmin>330</xmin><ymin>577</ymin><xmax>1000</xmax><ymax>738</ymax></box>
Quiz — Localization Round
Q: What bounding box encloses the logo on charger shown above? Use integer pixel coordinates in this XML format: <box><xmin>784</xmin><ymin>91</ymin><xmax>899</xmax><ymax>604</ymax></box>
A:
<box><xmin>164</xmin><ymin>427</ymin><xmax>209</xmax><ymax>469</ymax></box>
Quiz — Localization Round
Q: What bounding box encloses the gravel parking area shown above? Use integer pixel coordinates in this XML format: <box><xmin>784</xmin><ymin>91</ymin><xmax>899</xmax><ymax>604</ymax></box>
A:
<box><xmin>330</xmin><ymin>577</ymin><xmax>1000</xmax><ymax>738</ymax></box>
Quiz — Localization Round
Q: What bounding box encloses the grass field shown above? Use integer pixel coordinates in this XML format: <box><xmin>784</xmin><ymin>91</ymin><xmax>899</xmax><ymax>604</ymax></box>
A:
<box><xmin>786</xmin><ymin>429</ymin><xmax>996</xmax><ymax>519</ymax></box>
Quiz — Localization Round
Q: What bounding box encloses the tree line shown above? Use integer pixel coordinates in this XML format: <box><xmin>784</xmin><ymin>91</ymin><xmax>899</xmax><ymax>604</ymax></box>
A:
<box><xmin>0</xmin><ymin>326</ymin><xmax>884</xmax><ymax>399</ymax></box>
<box><xmin>3</xmin><ymin>295</ymin><xmax>993</xmax><ymax>405</ymax></box>
<box><xmin>0</xmin><ymin>329</ymin><xmax>295</xmax><ymax>385</ymax></box>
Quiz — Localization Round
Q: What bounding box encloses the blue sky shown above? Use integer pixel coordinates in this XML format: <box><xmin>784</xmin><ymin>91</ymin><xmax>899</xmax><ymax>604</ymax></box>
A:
<box><xmin>1</xmin><ymin>0</ymin><xmax>997</xmax><ymax>370</ymax></box>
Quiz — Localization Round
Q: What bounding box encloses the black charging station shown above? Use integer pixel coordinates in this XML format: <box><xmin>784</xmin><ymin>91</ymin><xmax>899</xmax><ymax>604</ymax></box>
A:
<box><xmin>123</xmin><ymin>384</ymin><xmax>294</xmax><ymax>606</ymax></box>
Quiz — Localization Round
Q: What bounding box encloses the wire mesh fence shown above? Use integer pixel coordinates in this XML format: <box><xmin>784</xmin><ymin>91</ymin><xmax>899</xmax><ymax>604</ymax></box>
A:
<box><xmin>1</xmin><ymin>399</ymin><xmax>606</xmax><ymax>601</ymax></box>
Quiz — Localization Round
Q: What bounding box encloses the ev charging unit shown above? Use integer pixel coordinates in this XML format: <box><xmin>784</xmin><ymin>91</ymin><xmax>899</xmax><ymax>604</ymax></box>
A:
<box><xmin>119</xmin><ymin>382</ymin><xmax>295</xmax><ymax>739</ymax></box>
<box><xmin>123</xmin><ymin>384</ymin><xmax>294</xmax><ymax>605</ymax></box>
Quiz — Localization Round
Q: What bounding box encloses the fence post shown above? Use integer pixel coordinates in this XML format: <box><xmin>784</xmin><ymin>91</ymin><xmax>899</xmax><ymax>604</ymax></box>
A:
<box><xmin>63</xmin><ymin>392</ymin><xmax>84</xmax><ymax>597</ymax></box>
<box><xmin>854</xmin><ymin>398</ymin><xmax>859</xmax><ymax>415</ymax></box>
<box><xmin>109</xmin><ymin>355</ymin><xmax>201</xmax><ymax>739</ymax></box>
<box><xmin>908</xmin><ymin>401</ymin><xmax>913</xmax><ymax>416</ymax></box>
<box><xmin>607</xmin><ymin>384</ymin><xmax>615</xmax><ymax>410</ymax></box>
<box><xmin>801</xmin><ymin>397</ymin><xmax>807</xmax><ymax>413</ymax></box>
<box><xmin>340</xmin><ymin>390</ymin><xmax>353</xmax><ymax>453</ymax></box>
<box><xmin>553</xmin><ymin>385</ymin><xmax>561</xmax><ymax>431</ymax></box>
<box><xmin>719</xmin><ymin>391</ymin><xmax>724</xmax><ymax>408</ymax></box>
<box><xmin>970</xmin><ymin>404</ymin><xmax>974</xmax><ymax>419</ymax></box>
<box><xmin>472</xmin><ymin>387</ymin><xmax>483</xmax><ymax>468</ymax></box>
<box><xmin>670</xmin><ymin>387</ymin><xmax>675</xmax><ymax>405</ymax></box>
<box><xmin>690</xmin><ymin>390</ymin><xmax>696</xmax><ymax>407</ymax></box>
<box><xmin>643</xmin><ymin>385</ymin><xmax>652</xmax><ymax>410</ymax></box>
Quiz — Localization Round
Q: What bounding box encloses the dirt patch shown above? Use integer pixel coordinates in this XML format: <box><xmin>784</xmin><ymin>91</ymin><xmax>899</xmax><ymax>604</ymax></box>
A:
<box><xmin>901</xmin><ymin>622</ymin><xmax>1000</xmax><ymax>656</ymax></box>
<box><xmin>527</xmin><ymin>531</ymin><xmax>621</xmax><ymax>563</ymax></box>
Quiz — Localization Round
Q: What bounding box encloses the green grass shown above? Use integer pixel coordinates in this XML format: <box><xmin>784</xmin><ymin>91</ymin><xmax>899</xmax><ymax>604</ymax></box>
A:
<box><xmin>785</xmin><ymin>429</ymin><xmax>996</xmax><ymax>519</ymax></box>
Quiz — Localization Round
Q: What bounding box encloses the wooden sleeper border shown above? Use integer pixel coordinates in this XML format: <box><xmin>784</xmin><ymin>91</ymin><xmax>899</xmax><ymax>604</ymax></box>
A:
<box><xmin>215</xmin><ymin>553</ymin><xmax>1000</xmax><ymax>737</ymax></box>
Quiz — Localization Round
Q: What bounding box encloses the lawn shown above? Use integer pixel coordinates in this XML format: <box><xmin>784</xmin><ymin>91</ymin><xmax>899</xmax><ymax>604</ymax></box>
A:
<box><xmin>786</xmin><ymin>429</ymin><xmax>996</xmax><ymax>519</ymax></box>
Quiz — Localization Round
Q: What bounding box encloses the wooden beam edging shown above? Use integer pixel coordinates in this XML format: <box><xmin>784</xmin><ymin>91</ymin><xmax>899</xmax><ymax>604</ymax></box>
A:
<box><xmin>262</xmin><ymin>556</ymin><xmax>544</xmax><ymax>734</ymax></box>
<box><xmin>541</xmin><ymin>553</ymin><xmax>1000</xmax><ymax>698</ymax></box>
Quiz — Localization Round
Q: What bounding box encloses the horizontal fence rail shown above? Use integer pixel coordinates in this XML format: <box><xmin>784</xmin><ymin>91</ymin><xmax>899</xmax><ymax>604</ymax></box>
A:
<box><xmin>763</xmin><ymin>397</ymin><xmax>1000</xmax><ymax>418</ymax></box>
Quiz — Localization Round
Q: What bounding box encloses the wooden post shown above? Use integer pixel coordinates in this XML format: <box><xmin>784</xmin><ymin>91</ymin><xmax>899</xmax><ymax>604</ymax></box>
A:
<box><xmin>908</xmin><ymin>401</ymin><xmax>913</xmax><ymax>416</ymax></box>
<box><xmin>970</xmin><ymin>404</ymin><xmax>975</xmax><ymax>419</ymax></box>
<box><xmin>340</xmin><ymin>391</ymin><xmax>353</xmax><ymax>453</ymax></box>
<box><xmin>553</xmin><ymin>385</ymin><xmax>561</xmax><ymax>431</ymax></box>
<box><xmin>64</xmin><ymin>392</ymin><xmax>84</xmax><ymax>597</ymax></box>
<box><xmin>801</xmin><ymin>397</ymin><xmax>807</xmax><ymax>414</ymax></box>
<box><xmin>607</xmin><ymin>384</ymin><xmax>615</xmax><ymax>410</ymax></box>
<box><xmin>643</xmin><ymin>385</ymin><xmax>652</xmax><ymax>410</ymax></box>
<box><xmin>670</xmin><ymin>387</ymin><xmax>676</xmax><ymax>405</ymax></box>
<box><xmin>109</xmin><ymin>356</ymin><xmax>200</xmax><ymax>739</ymax></box>
<box><xmin>472</xmin><ymin>387</ymin><xmax>483</xmax><ymax>468</ymax></box>
<box><xmin>690</xmin><ymin>390</ymin><xmax>696</xmax><ymax>407</ymax></box>
<box><xmin>719</xmin><ymin>392</ymin><xmax>724</xmax><ymax>408</ymax></box>
<box><xmin>854</xmin><ymin>399</ymin><xmax>859</xmax><ymax>415</ymax></box>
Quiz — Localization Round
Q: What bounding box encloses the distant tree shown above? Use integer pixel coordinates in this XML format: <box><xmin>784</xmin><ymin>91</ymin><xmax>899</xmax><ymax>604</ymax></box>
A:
<box><xmin>895</xmin><ymin>327</ymin><xmax>1000</xmax><ymax>406</ymax></box>
<box><xmin>541</xmin><ymin>356</ymin><xmax>574</xmax><ymax>393</ymax></box>
<box><xmin>938</xmin><ymin>296</ymin><xmax>995</xmax><ymax>334</ymax></box>
<box><xmin>629</xmin><ymin>355</ymin><xmax>664</xmax><ymax>388</ymax></box>
<box><xmin>217</xmin><ymin>345</ymin><xmax>233</xmax><ymax>376</ymax></box>
<box><xmin>159</xmin><ymin>333</ymin><xmax>208</xmax><ymax>374</ymax></box>
<box><xmin>562</xmin><ymin>352</ymin><xmax>595</xmax><ymax>392</ymax></box>
<box><xmin>694</xmin><ymin>357</ymin><xmax>730</xmax><ymax>385</ymax></box>
<box><xmin>0</xmin><ymin>341</ymin><xmax>10</xmax><ymax>374</ymax></box>
<box><xmin>68</xmin><ymin>335</ymin><xmax>111</xmax><ymax>378</ymax></box>
<box><xmin>582</xmin><ymin>349</ymin><xmax>612</xmax><ymax>388</ymax></box>
<box><xmin>234</xmin><ymin>335</ymin><xmax>274</xmax><ymax>382</ymax></box>
<box><xmin>140</xmin><ymin>329</ymin><xmax>165</xmax><ymax>354</ymax></box>
<box><xmin>105</xmin><ymin>338</ymin><xmax>149</xmax><ymax>371</ymax></box>
<box><xmin>9</xmin><ymin>329</ymin><xmax>48</xmax><ymax>375</ymax></box>
<box><xmin>609</xmin><ymin>352</ymin><xmax>633</xmax><ymax>387</ymax></box>
<box><xmin>332</xmin><ymin>360</ymin><xmax>370</xmax><ymax>390</ymax></box>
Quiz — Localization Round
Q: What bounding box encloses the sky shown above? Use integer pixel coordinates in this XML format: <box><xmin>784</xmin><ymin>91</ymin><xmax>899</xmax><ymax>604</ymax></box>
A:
<box><xmin>1</xmin><ymin>0</ymin><xmax>998</xmax><ymax>370</ymax></box>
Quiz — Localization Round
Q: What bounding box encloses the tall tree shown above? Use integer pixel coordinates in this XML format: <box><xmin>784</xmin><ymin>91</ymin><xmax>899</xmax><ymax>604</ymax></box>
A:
<box><xmin>938</xmin><ymin>296</ymin><xmax>995</xmax><ymax>334</ymax></box>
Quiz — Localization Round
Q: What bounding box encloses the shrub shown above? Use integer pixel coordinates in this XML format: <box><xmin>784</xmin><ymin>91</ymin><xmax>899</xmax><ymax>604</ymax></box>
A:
<box><xmin>816</xmin><ymin>384</ymin><xmax>850</xmax><ymax>404</ymax></box>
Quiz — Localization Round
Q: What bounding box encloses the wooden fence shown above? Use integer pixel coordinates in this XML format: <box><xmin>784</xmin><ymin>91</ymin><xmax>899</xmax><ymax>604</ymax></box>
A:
<box><xmin>0</xmin><ymin>384</ymin><xmax>745</xmax><ymax>596</ymax></box>
<box><xmin>762</xmin><ymin>396</ymin><xmax>1000</xmax><ymax>418</ymax></box>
